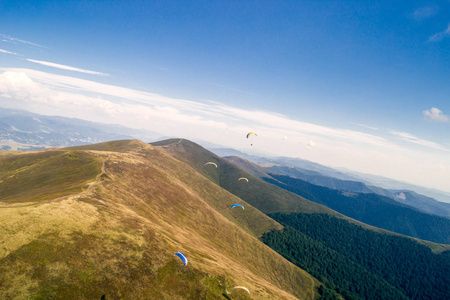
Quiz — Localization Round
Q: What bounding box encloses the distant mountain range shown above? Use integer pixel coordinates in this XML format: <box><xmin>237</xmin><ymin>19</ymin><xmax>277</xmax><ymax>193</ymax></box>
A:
<box><xmin>210</xmin><ymin>147</ymin><xmax>361</xmax><ymax>181</ymax></box>
<box><xmin>0</xmin><ymin>108</ymin><xmax>161</xmax><ymax>150</ymax></box>
<box><xmin>264</xmin><ymin>165</ymin><xmax>450</xmax><ymax>219</ymax></box>
<box><xmin>211</xmin><ymin>147</ymin><xmax>450</xmax><ymax>215</ymax></box>
<box><xmin>337</xmin><ymin>168</ymin><xmax>450</xmax><ymax>205</ymax></box>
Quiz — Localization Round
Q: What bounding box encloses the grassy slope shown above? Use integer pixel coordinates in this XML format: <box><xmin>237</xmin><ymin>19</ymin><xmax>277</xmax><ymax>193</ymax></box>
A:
<box><xmin>0</xmin><ymin>150</ymin><xmax>101</xmax><ymax>203</ymax></box>
<box><xmin>152</xmin><ymin>139</ymin><xmax>333</xmax><ymax>215</ymax></box>
<box><xmin>0</xmin><ymin>140</ymin><xmax>319</xmax><ymax>299</ymax></box>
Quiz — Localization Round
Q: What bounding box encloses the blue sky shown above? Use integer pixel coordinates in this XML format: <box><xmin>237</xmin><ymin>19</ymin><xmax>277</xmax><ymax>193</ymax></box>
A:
<box><xmin>0</xmin><ymin>0</ymin><xmax>450</xmax><ymax>193</ymax></box>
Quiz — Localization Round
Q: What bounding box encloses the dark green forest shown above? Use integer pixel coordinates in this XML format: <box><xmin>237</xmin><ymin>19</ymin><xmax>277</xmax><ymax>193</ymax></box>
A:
<box><xmin>262</xmin><ymin>213</ymin><xmax>450</xmax><ymax>300</ymax></box>
<box><xmin>263</xmin><ymin>175</ymin><xmax>450</xmax><ymax>244</ymax></box>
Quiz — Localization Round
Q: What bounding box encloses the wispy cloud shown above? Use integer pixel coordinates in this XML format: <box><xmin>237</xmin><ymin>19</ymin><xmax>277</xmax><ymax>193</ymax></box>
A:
<box><xmin>0</xmin><ymin>34</ymin><xmax>47</xmax><ymax>48</ymax></box>
<box><xmin>411</xmin><ymin>6</ymin><xmax>439</xmax><ymax>20</ymax></box>
<box><xmin>428</xmin><ymin>24</ymin><xmax>450</xmax><ymax>42</ymax></box>
<box><xmin>26</xmin><ymin>59</ymin><xmax>109</xmax><ymax>76</ymax></box>
<box><xmin>0</xmin><ymin>49</ymin><xmax>17</xmax><ymax>55</ymax></box>
<box><xmin>423</xmin><ymin>107</ymin><xmax>449</xmax><ymax>122</ymax></box>
<box><xmin>389</xmin><ymin>130</ymin><xmax>448</xmax><ymax>151</ymax></box>
<box><xmin>353</xmin><ymin>123</ymin><xmax>379</xmax><ymax>131</ymax></box>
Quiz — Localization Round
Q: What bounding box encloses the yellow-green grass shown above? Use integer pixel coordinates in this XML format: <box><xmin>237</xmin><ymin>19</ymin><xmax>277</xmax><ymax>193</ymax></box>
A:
<box><xmin>65</xmin><ymin>139</ymin><xmax>145</xmax><ymax>153</ymax></box>
<box><xmin>0</xmin><ymin>150</ymin><xmax>101</xmax><ymax>203</ymax></box>
<box><xmin>0</xmin><ymin>141</ymin><xmax>320</xmax><ymax>299</ymax></box>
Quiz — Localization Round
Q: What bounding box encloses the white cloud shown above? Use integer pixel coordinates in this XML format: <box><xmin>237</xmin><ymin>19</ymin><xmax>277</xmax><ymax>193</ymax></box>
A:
<box><xmin>423</xmin><ymin>107</ymin><xmax>449</xmax><ymax>122</ymax></box>
<box><xmin>428</xmin><ymin>24</ymin><xmax>450</xmax><ymax>42</ymax></box>
<box><xmin>0</xmin><ymin>69</ymin><xmax>226</xmax><ymax>136</ymax></box>
<box><xmin>411</xmin><ymin>6</ymin><xmax>438</xmax><ymax>20</ymax></box>
<box><xmin>0</xmin><ymin>33</ymin><xmax>46</xmax><ymax>48</ymax></box>
<box><xmin>0</xmin><ymin>49</ymin><xmax>17</xmax><ymax>55</ymax></box>
<box><xmin>26</xmin><ymin>59</ymin><xmax>109</xmax><ymax>76</ymax></box>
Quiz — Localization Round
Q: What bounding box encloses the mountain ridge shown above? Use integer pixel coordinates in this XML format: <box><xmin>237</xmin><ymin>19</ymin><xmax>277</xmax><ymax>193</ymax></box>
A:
<box><xmin>0</xmin><ymin>139</ymin><xmax>319</xmax><ymax>299</ymax></box>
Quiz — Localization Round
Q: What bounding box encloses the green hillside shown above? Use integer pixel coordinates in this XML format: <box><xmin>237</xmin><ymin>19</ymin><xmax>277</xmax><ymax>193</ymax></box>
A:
<box><xmin>0</xmin><ymin>139</ymin><xmax>319</xmax><ymax>299</ymax></box>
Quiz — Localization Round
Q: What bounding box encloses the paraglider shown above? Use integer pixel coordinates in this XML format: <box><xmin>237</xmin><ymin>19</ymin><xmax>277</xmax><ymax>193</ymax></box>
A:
<box><xmin>174</xmin><ymin>252</ymin><xmax>188</xmax><ymax>266</ymax></box>
<box><xmin>238</xmin><ymin>177</ymin><xmax>249</xmax><ymax>182</ymax></box>
<box><xmin>246</xmin><ymin>132</ymin><xmax>257</xmax><ymax>146</ymax></box>
<box><xmin>246</xmin><ymin>132</ymin><xmax>257</xmax><ymax>138</ymax></box>
<box><xmin>231</xmin><ymin>204</ymin><xmax>244</xmax><ymax>210</ymax></box>
<box><xmin>204</xmin><ymin>162</ymin><xmax>218</xmax><ymax>168</ymax></box>
<box><xmin>232</xmin><ymin>286</ymin><xmax>250</xmax><ymax>294</ymax></box>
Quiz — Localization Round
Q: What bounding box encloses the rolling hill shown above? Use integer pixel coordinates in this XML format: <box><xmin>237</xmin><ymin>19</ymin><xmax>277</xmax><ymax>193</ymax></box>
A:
<box><xmin>0</xmin><ymin>139</ymin><xmax>319</xmax><ymax>299</ymax></box>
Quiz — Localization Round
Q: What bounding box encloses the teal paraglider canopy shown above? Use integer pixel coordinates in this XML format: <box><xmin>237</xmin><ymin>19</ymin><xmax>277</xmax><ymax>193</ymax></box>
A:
<box><xmin>231</xmin><ymin>204</ymin><xmax>244</xmax><ymax>210</ymax></box>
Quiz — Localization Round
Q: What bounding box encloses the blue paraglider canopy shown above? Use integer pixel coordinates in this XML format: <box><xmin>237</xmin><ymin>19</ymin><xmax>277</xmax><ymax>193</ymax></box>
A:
<box><xmin>174</xmin><ymin>252</ymin><xmax>188</xmax><ymax>266</ymax></box>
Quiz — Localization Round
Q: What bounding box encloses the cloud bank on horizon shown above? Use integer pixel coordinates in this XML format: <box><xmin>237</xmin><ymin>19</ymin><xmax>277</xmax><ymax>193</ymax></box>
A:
<box><xmin>0</xmin><ymin>67</ymin><xmax>449</xmax><ymax>193</ymax></box>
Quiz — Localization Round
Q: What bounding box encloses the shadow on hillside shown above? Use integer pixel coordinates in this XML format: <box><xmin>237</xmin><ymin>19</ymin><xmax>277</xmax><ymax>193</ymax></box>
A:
<box><xmin>222</xmin><ymin>293</ymin><xmax>231</xmax><ymax>299</ymax></box>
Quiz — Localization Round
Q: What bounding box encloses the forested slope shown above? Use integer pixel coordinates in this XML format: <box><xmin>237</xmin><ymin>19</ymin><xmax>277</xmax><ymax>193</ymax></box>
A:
<box><xmin>263</xmin><ymin>213</ymin><xmax>450</xmax><ymax>300</ymax></box>
<box><xmin>264</xmin><ymin>175</ymin><xmax>450</xmax><ymax>244</ymax></box>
